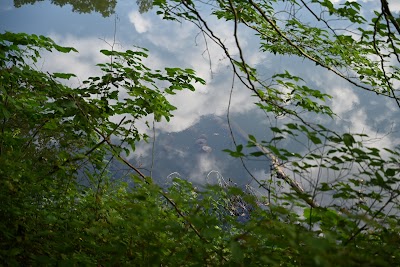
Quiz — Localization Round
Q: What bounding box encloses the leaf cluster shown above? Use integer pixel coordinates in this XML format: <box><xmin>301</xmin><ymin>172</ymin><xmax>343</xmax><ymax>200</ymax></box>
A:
<box><xmin>2</xmin><ymin>0</ymin><xmax>400</xmax><ymax>263</ymax></box>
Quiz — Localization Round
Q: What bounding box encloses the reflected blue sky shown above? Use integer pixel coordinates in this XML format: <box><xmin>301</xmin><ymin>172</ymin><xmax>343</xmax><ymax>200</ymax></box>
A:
<box><xmin>1</xmin><ymin>0</ymin><xmax>399</xmax><ymax>187</ymax></box>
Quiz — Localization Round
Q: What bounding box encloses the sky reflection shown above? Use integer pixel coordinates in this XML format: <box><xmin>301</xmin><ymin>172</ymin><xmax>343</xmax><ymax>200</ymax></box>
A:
<box><xmin>1</xmin><ymin>0</ymin><xmax>399</xmax><ymax>188</ymax></box>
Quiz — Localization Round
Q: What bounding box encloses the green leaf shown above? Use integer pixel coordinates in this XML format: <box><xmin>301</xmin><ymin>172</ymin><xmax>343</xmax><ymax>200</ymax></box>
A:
<box><xmin>385</xmin><ymin>168</ymin><xmax>396</xmax><ymax>177</ymax></box>
<box><xmin>100</xmin><ymin>49</ymin><xmax>114</xmax><ymax>56</ymax></box>
<box><xmin>248</xmin><ymin>134</ymin><xmax>256</xmax><ymax>142</ymax></box>
<box><xmin>286</xmin><ymin>123</ymin><xmax>298</xmax><ymax>130</ymax></box>
<box><xmin>250</xmin><ymin>151</ymin><xmax>265</xmax><ymax>157</ymax></box>
<box><xmin>343</xmin><ymin>133</ymin><xmax>355</xmax><ymax>147</ymax></box>
<box><xmin>308</xmin><ymin>134</ymin><xmax>322</xmax><ymax>145</ymax></box>
<box><xmin>270</xmin><ymin>127</ymin><xmax>282</xmax><ymax>133</ymax></box>
<box><xmin>1</xmin><ymin>106</ymin><xmax>11</xmax><ymax>119</ymax></box>
<box><xmin>52</xmin><ymin>72</ymin><xmax>76</xmax><ymax>80</ymax></box>
<box><xmin>236</xmin><ymin>144</ymin><xmax>243</xmax><ymax>152</ymax></box>
<box><xmin>375</xmin><ymin>171</ymin><xmax>385</xmax><ymax>187</ymax></box>
<box><xmin>320</xmin><ymin>183</ymin><xmax>331</xmax><ymax>191</ymax></box>
<box><xmin>54</xmin><ymin>45</ymin><xmax>78</xmax><ymax>53</ymax></box>
<box><xmin>230</xmin><ymin>241</ymin><xmax>244</xmax><ymax>262</ymax></box>
<box><xmin>223</xmin><ymin>148</ymin><xmax>245</xmax><ymax>158</ymax></box>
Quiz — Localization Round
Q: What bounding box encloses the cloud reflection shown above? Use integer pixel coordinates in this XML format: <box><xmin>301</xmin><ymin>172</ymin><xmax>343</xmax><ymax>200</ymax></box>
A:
<box><xmin>128</xmin><ymin>10</ymin><xmax>152</xmax><ymax>33</ymax></box>
<box><xmin>14</xmin><ymin>1</ymin><xmax>398</xmax><ymax>187</ymax></box>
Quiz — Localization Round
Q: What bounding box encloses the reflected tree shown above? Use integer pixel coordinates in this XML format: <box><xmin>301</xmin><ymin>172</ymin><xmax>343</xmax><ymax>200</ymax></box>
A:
<box><xmin>136</xmin><ymin>0</ymin><xmax>153</xmax><ymax>13</ymax></box>
<box><xmin>13</xmin><ymin>0</ymin><xmax>117</xmax><ymax>17</ymax></box>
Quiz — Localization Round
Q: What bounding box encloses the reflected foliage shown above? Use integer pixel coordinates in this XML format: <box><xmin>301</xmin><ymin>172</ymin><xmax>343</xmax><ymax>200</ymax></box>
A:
<box><xmin>13</xmin><ymin>0</ymin><xmax>117</xmax><ymax>17</ymax></box>
<box><xmin>137</xmin><ymin>0</ymin><xmax>153</xmax><ymax>13</ymax></box>
<box><xmin>14</xmin><ymin>0</ymin><xmax>155</xmax><ymax>16</ymax></box>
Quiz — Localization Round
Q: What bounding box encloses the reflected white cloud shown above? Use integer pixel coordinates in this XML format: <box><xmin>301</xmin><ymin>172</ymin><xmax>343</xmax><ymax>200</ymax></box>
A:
<box><xmin>146</xmin><ymin>20</ymin><xmax>196</xmax><ymax>52</ymax></box>
<box><xmin>43</xmin><ymin>34</ymin><xmax>111</xmax><ymax>86</ymax></box>
<box><xmin>8</xmin><ymin>0</ymin><xmax>397</xmax><ymax>190</ymax></box>
<box><xmin>156</xmin><ymin>81</ymin><xmax>256</xmax><ymax>133</ymax></box>
<box><xmin>388</xmin><ymin>0</ymin><xmax>400</xmax><ymax>11</ymax></box>
<box><xmin>128</xmin><ymin>10</ymin><xmax>152</xmax><ymax>33</ymax></box>
<box><xmin>38</xmin><ymin>6</ymin><xmax>272</xmax><ymax>139</ymax></box>
<box><xmin>41</xmin><ymin>14</ymin><xmax>399</xmax><ymax>157</ymax></box>
<box><xmin>329</xmin><ymin>86</ymin><xmax>359</xmax><ymax>116</ymax></box>
<box><xmin>188</xmin><ymin>153</ymin><xmax>224</xmax><ymax>184</ymax></box>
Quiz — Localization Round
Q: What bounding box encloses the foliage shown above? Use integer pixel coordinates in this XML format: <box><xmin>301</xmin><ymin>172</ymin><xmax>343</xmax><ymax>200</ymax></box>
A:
<box><xmin>2</xmin><ymin>0</ymin><xmax>400</xmax><ymax>266</ymax></box>
<box><xmin>137</xmin><ymin>0</ymin><xmax>154</xmax><ymax>13</ymax></box>
<box><xmin>13</xmin><ymin>0</ymin><xmax>117</xmax><ymax>17</ymax></box>
<box><xmin>0</xmin><ymin>31</ymin><xmax>205</xmax><ymax>265</ymax></box>
<box><xmin>13</xmin><ymin>0</ymin><xmax>156</xmax><ymax>16</ymax></box>
<box><xmin>151</xmin><ymin>0</ymin><xmax>400</xmax><ymax>264</ymax></box>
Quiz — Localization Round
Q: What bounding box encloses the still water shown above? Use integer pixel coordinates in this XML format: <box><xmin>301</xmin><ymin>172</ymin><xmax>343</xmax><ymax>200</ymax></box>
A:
<box><xmin>1</xmin><ymin>0</ymin><xmax>398</xmax><ymax>190</ymax></box>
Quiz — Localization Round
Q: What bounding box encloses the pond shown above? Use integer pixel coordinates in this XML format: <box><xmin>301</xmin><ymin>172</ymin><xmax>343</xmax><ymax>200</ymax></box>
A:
<box><xmin>1</xmin><ymin>0</ymin><xmax>399</xmax><ymax>193</ymax></box>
